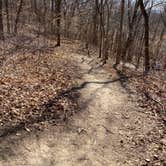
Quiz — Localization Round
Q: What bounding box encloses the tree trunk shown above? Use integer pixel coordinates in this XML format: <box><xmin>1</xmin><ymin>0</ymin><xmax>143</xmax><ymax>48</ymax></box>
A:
<box><xmin>5</xmin><ymin>0</ymin><xmax>10</xmax><ymax>33</ymax></box>
<box><xmin>56</xmin><ymin>0</ymin><xmax>61</xmax><ymax>46</ymax></box>
<box><xmin>92</xmin><ymin>1</ymin><xmax>98</xmax><ymax>45</ymax></box>
<box><xmin>139</xmin><ymin>0</ymin><xmax>150</xmax><ymax>74</ymax></box>
<box><xmin>51</xmin><ymin>0</ymin><xmax>55</xmax><ymax>33</ymax></box>
<box><xmin>0</xmin><ymin>0</ymin><xmax>4</xmax><ymax>40</ymax></box>
<box><xmin>115</xmin><ymin>0</ymin><xmax>125</xmax><ymax>66</ymax></box>
<box><xmin>121</xmin><ymin>0</ymin><xmax>139</xmax><ymax>62</ymax></box>
<box><xmin>14</xmin><ymin>0</ymin><xmax>24</xmax><ymax>34</ymax></box>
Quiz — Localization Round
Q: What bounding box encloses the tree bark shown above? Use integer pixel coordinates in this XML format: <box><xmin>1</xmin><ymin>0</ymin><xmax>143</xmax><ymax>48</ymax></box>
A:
<box><xmin>14</xmin><ymin>0</ymin><xmax>24</xmax><ymax>34</ymax></box>
<box><xmin>121</xmin><ymin>0</ymin><xmax>139</xmax><ymax>62</ymax></box>
<box><xmin>5</xmin><ymin>0</ymin><xmax>10</xmax><ymax>33</ymax></box>
<box><xmin>115</xmin><ymin>0</ymin><xmax>125</xmax><ymax>66</ymax></box>
<box><xmin>56</xmin><ymin>0</ymin><xmax>61</xmax><ymax>46</ymax></box>
<box><xmin>0</xmin><ymin>0</ymin><xmax>4</xmax><ymax>40</ymax></box>
<box><xmin>139</xmin><ymin>0</ymin><xmax>150</xmax><ymax>74</ymax></box>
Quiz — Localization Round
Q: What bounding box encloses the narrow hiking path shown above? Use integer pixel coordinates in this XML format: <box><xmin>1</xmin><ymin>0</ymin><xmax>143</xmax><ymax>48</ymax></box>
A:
<box><xmin>0</xmin><ymin>47</ymin><xmax>163</xmax><ymax>166</ymax></box>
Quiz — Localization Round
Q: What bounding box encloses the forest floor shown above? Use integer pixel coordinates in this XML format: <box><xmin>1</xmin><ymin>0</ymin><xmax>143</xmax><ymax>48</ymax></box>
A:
<box><xmin>0</xmin><ymin>41</ymin><xmax>165</xmax><ymax>166</ymax></box>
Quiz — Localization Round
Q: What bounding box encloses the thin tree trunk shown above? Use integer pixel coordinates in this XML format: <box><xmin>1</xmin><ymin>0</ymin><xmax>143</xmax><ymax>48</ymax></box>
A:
<box><xmin>0</xmin><ymin>0</ymin><xmax>4</xmax><ymax>40</ymax></box>
<box><xmin>121</xmin><ymin>0</ymin><xmax>139</xmax><ymax>62</ymax></box>
<box><xmin>139</xmin><ymin>0</ymin><xmax>150</xmax><ymax>73</ymax></box>
<box><xmin>5</xmin><ymin>0</ymin><xmax>10</xmax><ymax>33</ymax></box>
<box><xmin>14</xmin><ymin>0</ymin><xmax>24</xmax><ymax>34</ymax></box>
<box><xmin>115</xmin><ymin>0</ymin><xmax>125</xmax><ymax>66</ymax></box>
<box><xmin>51</xmin><ymin>0</ymin><xmax>55</xmax><ymax>33</ymax></box>
<box><xmin>154</xmin><ymin>28</ymin><xmax>165</xmax><ymax>61</ymax></box>
<box><xmin>56</xmin><ymin>0</ymin><xmax>61</xmax><ymax>46</ymax></box>
<box><xmin>92</xmin><ymin>1</ymin><xmax>98</xmax><ymax>45</ymax></box>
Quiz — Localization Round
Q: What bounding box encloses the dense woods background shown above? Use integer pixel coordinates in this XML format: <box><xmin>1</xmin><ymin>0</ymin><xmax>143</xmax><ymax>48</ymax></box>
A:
<box><xmin>0</xmin><ymin>0</ymin><xmax>165</xmax><ymax>73</ymax></box>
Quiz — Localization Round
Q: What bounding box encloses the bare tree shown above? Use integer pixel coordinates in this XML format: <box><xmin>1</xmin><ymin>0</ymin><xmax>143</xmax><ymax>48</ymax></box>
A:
<box><xmin>139</xmin><ymin>0</ymin><xmax>150</xmax><ymax>73</ymax></box>
<box><xmin>121</xmin><ymin>0</ymin><xmax>140</xmax><ymax>62</ymax></box>
<box><xmin>0</xmin><ymin>0</ymin><xmax>4</xmax><ymax>40</ymax></box>
<box><xmin>114</xmin><ymin>0</ymin><xmax>125</xmax><ymax>66</ymax></box>
<box><xmin>14</xmin><ymin>0</ymin><xmax>24</xmax><ymax>34</ymax></box>
<box><xmin>5</xmin><ymin>0</ymin><xmax>10</xmax><ymax>33</ymax></box>
<box><xmin>56</xmin><ymin>0</ymin><xmax>61</xmax><ymax>46</ymax></box>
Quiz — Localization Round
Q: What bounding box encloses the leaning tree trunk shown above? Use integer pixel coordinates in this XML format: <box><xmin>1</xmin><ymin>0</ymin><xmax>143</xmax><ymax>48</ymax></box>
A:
<box><xmin>139</xmin><ymin>0</ymin><xmax>150</xmax><ymax>74</ymax></box>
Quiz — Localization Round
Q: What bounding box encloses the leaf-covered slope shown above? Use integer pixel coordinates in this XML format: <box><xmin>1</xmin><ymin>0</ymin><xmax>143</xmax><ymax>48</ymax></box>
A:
<box><xmin>0</xmin><ymin>49</ymin><xmax>78</xmax><ymax>135</ymax></box>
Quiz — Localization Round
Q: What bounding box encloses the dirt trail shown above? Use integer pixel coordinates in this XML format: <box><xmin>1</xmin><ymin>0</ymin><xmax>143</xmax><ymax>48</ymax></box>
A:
<box><xmin>0</xmin><ymin>51</ymin><xmax>160</xmax><ymax>166</ymax></box>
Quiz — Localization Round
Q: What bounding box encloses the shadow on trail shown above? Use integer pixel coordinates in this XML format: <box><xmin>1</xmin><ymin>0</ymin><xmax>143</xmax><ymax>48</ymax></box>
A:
<box><xmin>87</xmin><ymin>63</ymin><xmax>104</xmax><ymax>74</ymax></box>
<box><xmin>113</xmin><ymin>66</ymin><xmax>134</xmax><ymax>94</ymax></box>
<box><xmin>80</xmin><ymin>57</ymin><xmax>103</xmax><ymax>74</ymax></box>
<box><xmin>0</xmin><ymin>77</ymin><xmax>126</xmax><ymax>138</ymax></box>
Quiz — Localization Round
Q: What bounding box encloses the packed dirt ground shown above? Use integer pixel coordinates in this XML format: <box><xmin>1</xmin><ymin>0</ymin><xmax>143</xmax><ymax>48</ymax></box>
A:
<box><xmin>0</xmin><ymin>40</ymin><xmax>166</xmax><ymax>166</ymax></box>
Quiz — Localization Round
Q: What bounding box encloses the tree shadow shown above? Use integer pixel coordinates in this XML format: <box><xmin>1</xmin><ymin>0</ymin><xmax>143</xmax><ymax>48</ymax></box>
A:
<box><xmin>0</xmin><ymin>77</ymin><xmax>125</xmax><ymax>138</ymax></box>
<box><xmin>113</xmin><ymin>66</ymin><xmax>136</xmax><ymax>94</ymax></box>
